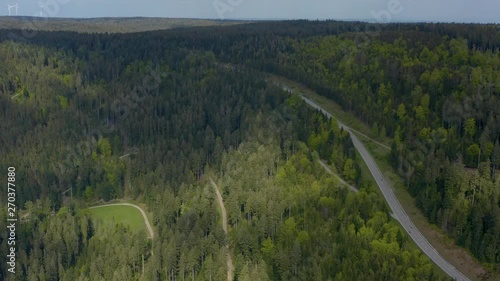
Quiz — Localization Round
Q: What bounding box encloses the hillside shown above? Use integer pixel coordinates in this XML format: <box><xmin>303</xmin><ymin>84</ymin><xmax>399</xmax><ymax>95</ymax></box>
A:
<box><xmin>0</xmin><ymin>20</ymin><xmax>498</xmax><ymax>281</ymax></box>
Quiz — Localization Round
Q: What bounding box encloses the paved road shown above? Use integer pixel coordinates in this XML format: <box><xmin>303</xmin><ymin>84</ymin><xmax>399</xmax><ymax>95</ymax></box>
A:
<box><xmin>210</xmin><ymin>177</ymin><xmax>234</xmax><ymax>281</ymax></box>
<box><xmin>286</xmin><ymin>87</ymin><xmax>469</xmax><ymax>281</ymax></box>
<box><xmin>346</xmin><ymin>126</ymin><xmax>390</xmax><ymax>150</ymax></box>
<box><xmin>89</xmin><ymin>203</ymin><xmax>154</xmax><ymax>239</ymax></box>
<box><xmin>280</xmin><ymin>84</ymin><xmax>390</xmax><ymax>151</ymax></box>
<box><xmin>348</xmin><ymin>130</ymin><xmax>469</xmax><ymax>281</ymax></box>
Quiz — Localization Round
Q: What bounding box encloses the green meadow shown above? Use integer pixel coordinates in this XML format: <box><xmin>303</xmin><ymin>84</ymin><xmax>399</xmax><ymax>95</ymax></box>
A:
<box><xmin>88</xmin><ymin>205</ymin><xmax>146</xmax><ymax>236</ymax></box>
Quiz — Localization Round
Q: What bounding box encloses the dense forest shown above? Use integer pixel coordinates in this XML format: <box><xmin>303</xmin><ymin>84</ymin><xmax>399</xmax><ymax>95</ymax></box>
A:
<box><xmin>222</xmin><ymin>24</ymin><xmax>500</xmax><ymax>269</ymax></box>
<box><xmin>0</xmin><ymin>20</ymin><xmax>498</xmax><ymax>280</ymax></box>
<box><xmin>0</xmin><ymin>37</ymin><xmax>440</xmax><ymax>280</ymax></box>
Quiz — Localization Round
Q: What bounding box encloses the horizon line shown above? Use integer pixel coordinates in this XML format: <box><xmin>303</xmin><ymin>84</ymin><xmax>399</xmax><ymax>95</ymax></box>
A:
<box><xmin>0</xmin><ymin>15</ymin><xmax>498</xmax><ymax>25</ymax></box>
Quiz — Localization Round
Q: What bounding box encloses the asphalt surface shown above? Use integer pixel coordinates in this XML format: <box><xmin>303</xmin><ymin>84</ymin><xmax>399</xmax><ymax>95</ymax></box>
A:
<box><xmin>348</xmin><ymin>128</ymin><xmax>469</xmax><ymax>281</ymax></box>
<box><xmin>283</xmin><ymin>85</ymin><xmax>469</xmax><ymax>281</ymax></box>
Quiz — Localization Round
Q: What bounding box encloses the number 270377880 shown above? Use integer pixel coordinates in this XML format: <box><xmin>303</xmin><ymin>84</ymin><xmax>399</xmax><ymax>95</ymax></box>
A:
<box><xmin>7</xmin><ymin>167</ymin><xmax>16</xmax><ymax>218</ymax></box>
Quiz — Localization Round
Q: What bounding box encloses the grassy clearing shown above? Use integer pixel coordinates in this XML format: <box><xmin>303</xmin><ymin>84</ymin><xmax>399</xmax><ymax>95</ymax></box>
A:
<box><xmin>88</xmin><ymin>205</ymin><xmax>146</xmax><ymax>237</ymax></box>
<box><xmin>268</xmin><ymin>74</ymin><xmax>497</xmax><ymax>281</ymax></box>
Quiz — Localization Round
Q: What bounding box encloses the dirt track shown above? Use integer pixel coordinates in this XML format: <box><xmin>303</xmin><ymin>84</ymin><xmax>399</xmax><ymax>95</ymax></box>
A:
<box><xmin>210</xmin><ymin>177</ymin><xmax>234</xmax><ymax>281</ymax></box>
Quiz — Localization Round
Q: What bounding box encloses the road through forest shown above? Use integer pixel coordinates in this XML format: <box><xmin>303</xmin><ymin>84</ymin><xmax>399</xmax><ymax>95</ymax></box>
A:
<box><xmin>281</xmin><ymin>85</ymin><xmax>469</xmax><ymax>281</ymax></box>
<box><xmin>210</xmin><ymin>177</ymin><xmax>234</xmax><ymax>281</ymax></box>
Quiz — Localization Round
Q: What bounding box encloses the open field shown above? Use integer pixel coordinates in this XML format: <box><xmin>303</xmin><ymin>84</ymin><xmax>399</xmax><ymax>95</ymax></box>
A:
<box><xmin>88</xmin><ymin>205</ymin><xmax>147</xmax><ymax>236</ymax></box>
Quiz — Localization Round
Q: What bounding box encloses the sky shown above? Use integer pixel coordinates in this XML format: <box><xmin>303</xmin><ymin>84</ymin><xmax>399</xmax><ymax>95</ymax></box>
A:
<box><xmin>3</xmin><ymin>0</ymin><xmax>499</xmax><ymax>23</ymax></box>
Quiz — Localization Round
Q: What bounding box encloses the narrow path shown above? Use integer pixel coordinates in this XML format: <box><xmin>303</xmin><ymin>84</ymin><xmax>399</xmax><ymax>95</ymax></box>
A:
<box><xmin>210</xmin><ymin>177</ymin><xmax>234</xmax><ymax>281</ymax></box>
<box><xmin>89</xmin><ymin>203</ymin><xmax>154</xmax><ymax>239</ymax></box>
<box><xmin>318</xmin><ymin>160</ymin><xmax>399</xmax><ymax>219</ymax></box>
<box><xmin>317</xmin><ymin>159</ymin><xmax>359</xmax><ymax>193</ymax></box>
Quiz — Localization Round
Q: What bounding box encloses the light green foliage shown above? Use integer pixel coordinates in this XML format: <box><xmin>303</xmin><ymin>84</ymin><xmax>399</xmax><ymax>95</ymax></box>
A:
<box><xmin>419</xmin><ymin>127</ymin><xmax>431</xmax><ymax>140</ymax></box>
<box><xmin>397</xmin><ymin>103</ymin><xmax>406</xmax><ymax>120</ymax></box>
<box><xmin>97</xmin><ymin>138</ymin><xmax>112</xmax><ymax>157</ymax></box>
<box><xmin>343</xmin><ymin>158</ymin><xmax>357</xmax><ymax>182</ymax></box>
<box><xmin>466</xmin><ymin>143</ymin><xmax>481</xmax><ymax>165</ymax></box>
<box><xmin>378</xmin><ymin>83</ymin><xmax>390</xmax><ymax>98</ymax></box>
<box><xmin>372</xmin><ymin>122</ymin><xmax>379</xmax><ymax>136</ymax></box>
<box><xmin>85</xmin><ymin>186</ymin><xmax>94</xmax><ymax>202</ymax></box>
<box><xmin>430</xmin><ymin>127</ymin><xmax>448</xmax><ymax>145</ymax></box>
<box><xmin>379</xmin><ymin>126</ymin><xmax>386</xmax><ymax>138</ymax></box>
<box><xmin>465</xmin><ymin>118</ymin><xmax>476</xmax><ymax>138</ymax></box>
<box><xmin>414</xmin><ymin>94</ymin><xmax>430</xmax><ymax>122</ymax></box>
<box><xmin>262</xmin><ymin>238</ymin><xmax>275</xmax><ymax>259</ymax></box>
<box><xmin>57</xmin><ymin>95</ymin><xmax>69</xmax><ymax>109</ymax></box>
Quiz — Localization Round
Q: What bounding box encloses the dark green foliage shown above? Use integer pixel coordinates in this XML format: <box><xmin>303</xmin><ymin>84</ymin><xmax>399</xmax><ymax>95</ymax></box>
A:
<box><xmin>0</xmin><ymin>20</ymin><xmax>498</xmax><ymax>279</ymax></box>
<box><xmin>154</xmin><ymin>20</ymin><xmax>499</xmax><ymax>268</ymax></box>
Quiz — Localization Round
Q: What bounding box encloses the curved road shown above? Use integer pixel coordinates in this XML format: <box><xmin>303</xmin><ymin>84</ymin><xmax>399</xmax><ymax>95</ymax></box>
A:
<box><xmin>349</xmin><ymin>129</ymin><xmax>468</xmax><ymax>281</ymax></box>
<box><xmin>284</xmin><ymin>86</ymin><xmax>469</xmax><ymax>281</ymax></box>
<box><xmin>89</xmin><ymin>203</ymin><xmax>154</xmax><ymax>239</ymax></box>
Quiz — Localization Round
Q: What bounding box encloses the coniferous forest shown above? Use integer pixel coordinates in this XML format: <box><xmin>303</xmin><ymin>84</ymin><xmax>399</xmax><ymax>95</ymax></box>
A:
<box><xmin>0</xmin><ymin>20</ymin><xmax>499</xmax><ymax>280</ymax></box>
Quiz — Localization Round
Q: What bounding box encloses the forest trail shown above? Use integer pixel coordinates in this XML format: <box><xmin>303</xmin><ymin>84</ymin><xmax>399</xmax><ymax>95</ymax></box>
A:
<box><xmin>317</xmin><ymin>159</ymin><xmax>359</xmax><ymax>193</ymax></box>
<box><xmin>89</xmin><ymin>203</ymin><xmax>154</xmax><ymax>239</ymax></box>
<box><xmin>318</xmin><ymin>160</ymin><xmax>400</xmax><ymax>219</ymax></box>
<box><xmin>210</xmin><ymin>177</ymin><xmax>234</xmax><ymax>281</ymax></box>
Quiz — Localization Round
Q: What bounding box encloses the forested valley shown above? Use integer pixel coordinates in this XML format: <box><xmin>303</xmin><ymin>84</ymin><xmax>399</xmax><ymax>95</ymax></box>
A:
<box><xmin>0</xmin><ymin>20</ymin><xmax>498</xmax><ymax>280</ymax></box>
